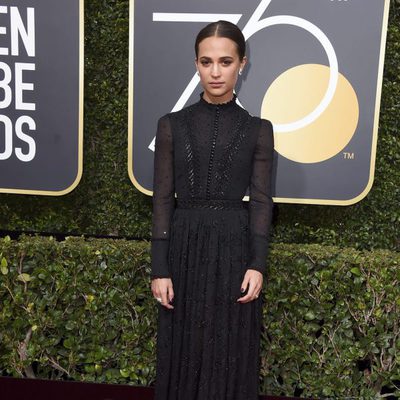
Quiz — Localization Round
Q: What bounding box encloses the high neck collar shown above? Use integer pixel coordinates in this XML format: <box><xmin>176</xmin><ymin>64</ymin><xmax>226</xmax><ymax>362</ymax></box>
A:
<box><xmin>199</xmin><ymin>92</ymin><xmax>237</xmax><ymax>110</ymax></box>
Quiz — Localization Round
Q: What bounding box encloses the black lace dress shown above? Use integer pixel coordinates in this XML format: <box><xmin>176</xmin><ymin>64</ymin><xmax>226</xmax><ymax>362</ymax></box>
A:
<box><xmin>151</xmin><ymin>92</ymin><xmax>274</xmax><ymax>400</ymax></box>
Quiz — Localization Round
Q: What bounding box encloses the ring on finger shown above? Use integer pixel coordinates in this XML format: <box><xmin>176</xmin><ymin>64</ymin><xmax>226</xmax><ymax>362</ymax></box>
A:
<box><xmin>155</xmin><ymin>297</ymin><xmax>162</xmax><ymax>303</ymax></box>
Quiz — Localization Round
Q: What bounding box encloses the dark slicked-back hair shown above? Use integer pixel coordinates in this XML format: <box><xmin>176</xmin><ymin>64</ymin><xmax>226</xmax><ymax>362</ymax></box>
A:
<box><xmin>195</xmin><ymin>20</ymin><xmax>246</xmax><ymax>61</ymax></box>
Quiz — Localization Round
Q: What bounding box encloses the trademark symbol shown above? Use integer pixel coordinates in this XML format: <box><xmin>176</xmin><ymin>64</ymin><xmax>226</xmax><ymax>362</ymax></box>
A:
<box><xmin>343</xmin><ymin>152</ymin><xmax>354</xmax><ymax>159</ymax></box>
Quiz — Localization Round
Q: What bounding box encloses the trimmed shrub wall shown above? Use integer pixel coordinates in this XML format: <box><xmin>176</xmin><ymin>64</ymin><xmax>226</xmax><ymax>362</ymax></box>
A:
<box><xmin>0</xmin><ymin>235</ymin><xmax>399</xmax><ymax>398</ymax></box>
<box><xmin>0</xmin><ymin>1</ymin><xmax>399</xmax><ymax>252</ymax></box>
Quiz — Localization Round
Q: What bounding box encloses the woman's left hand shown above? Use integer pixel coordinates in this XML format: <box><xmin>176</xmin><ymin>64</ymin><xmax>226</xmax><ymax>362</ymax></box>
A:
<box><xmin>237</xmin><ymin>269</ymin><xmax>263</xmax><ymax>303</ymax></box>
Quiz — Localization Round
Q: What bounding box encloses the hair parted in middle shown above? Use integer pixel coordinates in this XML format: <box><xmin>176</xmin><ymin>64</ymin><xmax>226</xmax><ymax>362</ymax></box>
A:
<box><xmin>194</xmin><ymin>20</ymin><xmax>246</xmax><ymax>61</ymax></box>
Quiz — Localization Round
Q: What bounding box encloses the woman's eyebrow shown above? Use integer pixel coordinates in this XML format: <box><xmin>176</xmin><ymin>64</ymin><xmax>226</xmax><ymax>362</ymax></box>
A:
<box><xmin>199</xmin><ymin>56</ymin><xmax>234</xmax><ymax>60</ymax></box>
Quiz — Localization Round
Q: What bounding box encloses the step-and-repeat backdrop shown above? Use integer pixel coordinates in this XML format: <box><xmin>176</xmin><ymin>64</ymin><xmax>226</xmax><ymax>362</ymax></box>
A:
<box><xmin>129</xmin><ymin>0</ymin><xmax>390</xmax><ymax>205</ymax></box>
<box><xmin>0</xmin><ymin>0</ymin><xmax>389</xmax><ymax>204</ymax></box>
<box><xmin>0</xmin><ymin>0</ymin><xmax>83</xmax><ymax>195</ymax></box>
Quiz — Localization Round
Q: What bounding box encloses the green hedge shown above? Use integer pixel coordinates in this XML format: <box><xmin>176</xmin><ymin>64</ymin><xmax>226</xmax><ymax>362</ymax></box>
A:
<box><xmin>0</xmin><ymin>1</ymin><xmax>399</xmax><ymax>253</ymax></box>
<box><xmin>0</xmin><ymin>235</ymin><xmax>399</xmax><ymax>398</ymax></box>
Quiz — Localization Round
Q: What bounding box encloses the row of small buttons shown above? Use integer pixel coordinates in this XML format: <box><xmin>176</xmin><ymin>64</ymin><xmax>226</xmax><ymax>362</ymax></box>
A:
<box><xmin>206</xmin><ymin>105</ymin><xmax>220</xmax><ymax>199</ymax></box>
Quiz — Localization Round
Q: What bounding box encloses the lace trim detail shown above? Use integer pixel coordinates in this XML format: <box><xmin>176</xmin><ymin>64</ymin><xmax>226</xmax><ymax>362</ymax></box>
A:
<box><xmin>199</xmin><ymin>91</ymin><xmax>237</xmax><ymax>109</ymax></box>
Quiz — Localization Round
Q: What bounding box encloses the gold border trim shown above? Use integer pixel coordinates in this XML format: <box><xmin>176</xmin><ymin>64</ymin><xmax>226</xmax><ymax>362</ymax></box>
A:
<box><xmin>0</xmin><ymin>0</ymin><xmax>84</xmax><ymax>196</ymax></box>
<box><xmin>128</xmin><ymin>0</ymin><xmax>152</xmax><ymax>195</ymax></box>
<box><xmin>128</xmin><ymin>0</ymin><xmax>391</xmax><ymax>206</ymax></box>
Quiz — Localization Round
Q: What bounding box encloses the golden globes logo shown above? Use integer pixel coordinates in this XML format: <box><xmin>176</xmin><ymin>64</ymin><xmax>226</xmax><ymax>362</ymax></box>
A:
<box><xmin>153</xmin><ymin>3</ymin><xmax>361</xmax><ymax>164</ymax></box>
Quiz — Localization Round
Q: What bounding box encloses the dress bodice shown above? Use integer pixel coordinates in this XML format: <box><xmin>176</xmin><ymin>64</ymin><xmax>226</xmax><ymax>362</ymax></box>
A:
<box><xmin>170</xmin><ymin>92</ymin><xmax>259</xmax><ymax>201</ymax></box>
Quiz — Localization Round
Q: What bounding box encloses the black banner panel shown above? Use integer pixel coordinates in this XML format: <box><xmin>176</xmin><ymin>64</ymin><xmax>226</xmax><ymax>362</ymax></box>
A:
<box><xmin>129</xmin><ymin>0</ymin><xmax>390</xmax><ymax>205</ymax></box>
<box><xmin>0</xmin><ymin>0</ymin><xmax>83</xmax><ymax>195</ymax></box>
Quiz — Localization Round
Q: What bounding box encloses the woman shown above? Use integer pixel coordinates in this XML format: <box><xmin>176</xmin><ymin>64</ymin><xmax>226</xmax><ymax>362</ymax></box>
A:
<box><xmin>151</xmin><ymin>20</ymin><xmax>274</xmax><ymax>400</ymax></box>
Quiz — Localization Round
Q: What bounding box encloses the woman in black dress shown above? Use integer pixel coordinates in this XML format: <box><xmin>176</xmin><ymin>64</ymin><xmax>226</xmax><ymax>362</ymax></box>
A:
<box><xmin>151</xmin><ymin>20</ymin><xmax>274</xmax><ymax>400</ymax></box>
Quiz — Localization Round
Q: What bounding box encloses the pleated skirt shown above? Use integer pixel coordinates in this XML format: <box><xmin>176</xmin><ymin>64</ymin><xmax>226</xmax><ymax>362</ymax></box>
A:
<box><xmin>154</xmin><ymin>201</ymin><xmax>263</xmax><ymax>400</ymax></box>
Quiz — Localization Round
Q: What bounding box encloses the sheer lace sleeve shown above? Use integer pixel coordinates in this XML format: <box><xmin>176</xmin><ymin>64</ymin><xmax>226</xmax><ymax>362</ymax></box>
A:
<box><xmin>247</xmin><ymin>119</ymin><xmax>274</xmax><ymax>276</ymax></box>
<box><xmin>151</xmin><ymin>114</ymin><xmax>175</xmax><ymax>279</ymax></box>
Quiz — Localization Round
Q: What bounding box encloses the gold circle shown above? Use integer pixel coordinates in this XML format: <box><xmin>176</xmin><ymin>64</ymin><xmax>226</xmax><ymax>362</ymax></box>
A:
<box><xmin>261</xmin><ymin>64</ymin><xmax>359</xmax><ymax>163</ymax></box>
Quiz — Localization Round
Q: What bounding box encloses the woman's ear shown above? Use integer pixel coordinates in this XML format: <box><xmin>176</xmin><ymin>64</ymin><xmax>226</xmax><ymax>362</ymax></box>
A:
<box><xmin>240</xmin><ymin>56</ymin><xmax>248</xmax><ymax>71</ymax></box>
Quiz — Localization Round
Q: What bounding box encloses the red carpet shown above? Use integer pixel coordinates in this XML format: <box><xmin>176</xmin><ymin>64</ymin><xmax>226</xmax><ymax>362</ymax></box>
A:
<box><xmin>0</xmin><ymin>377</ymin><xmax>305</xmax><ymax>400</ymax></box>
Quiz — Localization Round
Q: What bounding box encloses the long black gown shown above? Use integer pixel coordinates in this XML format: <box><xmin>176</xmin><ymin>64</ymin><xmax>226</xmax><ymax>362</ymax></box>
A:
<box><xmin>151</xmin><ymin>92</ymin><xmax>274</xmax><ymax>400</ymax></box>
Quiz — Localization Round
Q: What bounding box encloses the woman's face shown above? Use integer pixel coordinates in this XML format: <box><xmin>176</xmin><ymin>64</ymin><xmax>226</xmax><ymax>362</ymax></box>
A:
<box><xmin>195</xmin><ymin>36</ymin><xmax>247</xmax><ymax>104</ymax></box>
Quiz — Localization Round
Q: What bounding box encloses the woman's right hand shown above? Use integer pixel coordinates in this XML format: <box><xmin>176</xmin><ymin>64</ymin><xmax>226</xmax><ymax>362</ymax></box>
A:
<box><xmin>151</xmin><ymin>278</ymin><xmax>174</xmax><ymax>309</ymax></box>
